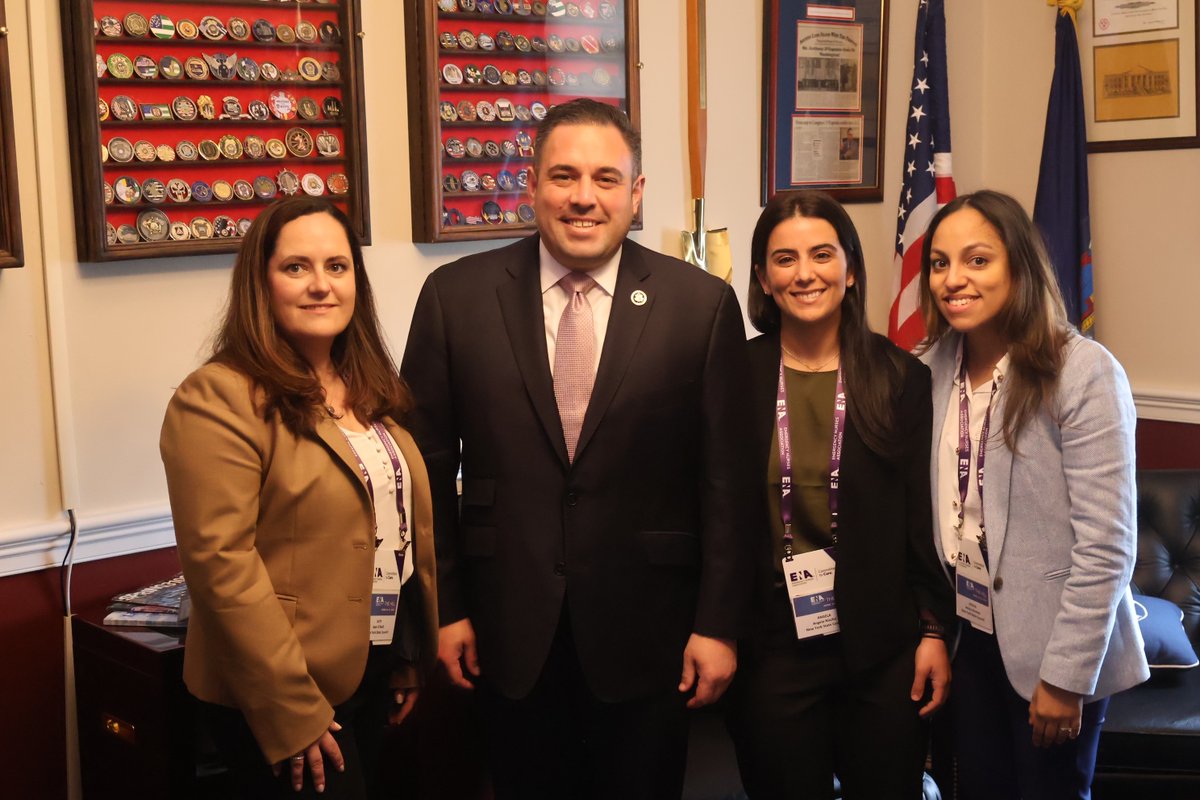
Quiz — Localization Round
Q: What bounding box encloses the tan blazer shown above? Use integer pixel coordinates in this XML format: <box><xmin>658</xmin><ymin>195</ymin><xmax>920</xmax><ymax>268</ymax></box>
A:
<box><xmin>160</xmin><ymin>362</ymin><xmax>438</xmax><ymax>764</ymax></box>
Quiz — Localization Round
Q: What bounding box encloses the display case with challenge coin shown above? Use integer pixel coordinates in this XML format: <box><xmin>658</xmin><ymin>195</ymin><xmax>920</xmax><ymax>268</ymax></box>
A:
<box><xmin>405</xmin><ymin>0</ymin><xmax>640</xmax><ymax>242</ymax></box>
<box><xmin>61</xmin><ymin>0</ymin><xmax>370</xmax><ymax>261</ymax></box>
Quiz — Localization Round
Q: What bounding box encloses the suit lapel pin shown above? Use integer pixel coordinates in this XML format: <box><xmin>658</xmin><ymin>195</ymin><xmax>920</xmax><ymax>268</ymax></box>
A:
<box><xmin>630</xmin><ymin>289</ymin><xmax>648</xmax><ymax>306</ymax></box>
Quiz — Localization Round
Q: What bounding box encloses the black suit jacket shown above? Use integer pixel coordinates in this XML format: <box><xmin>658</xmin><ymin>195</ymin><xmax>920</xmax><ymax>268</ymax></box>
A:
<box><xmin>745</xmin><ymin>333</ymin><xmax>953</xmax><ymax>671</ymax></box>
<box><xmin>401</xmin><ymin>235</ymin><xmax>756</xmax><ymax>701</ymax></box>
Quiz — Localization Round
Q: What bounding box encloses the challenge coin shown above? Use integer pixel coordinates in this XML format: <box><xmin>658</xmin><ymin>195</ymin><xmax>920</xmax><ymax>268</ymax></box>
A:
<box><xmin>191</xmin><ymin>217</ymin><xmax>214</xmax><ymax>239</ymax></box>
<box><xmin>286</xmin><ymin>127</ymin><xmax>315</xmax><ymax>157</ymax></box>
<box><xmin>108</xmin><ymin>137</ymin><xmax>134</xmax><ymax>163</ymax></box>
<box><xmin>114</xmin><ymin>175</ymin><xmax>141</xmax><ymax>204</ymax></box>
<box><xmin>149</xmin><ymin>14</ymin><xmax>175</xmax><ymax>39</ymax></box>
<box><xmin>99</xmin><ymin>16</ymin><xmax>122</xmax><ymax>37</ymax></box>
<box><xmin>169</xmin><ymin>221</ymin><xmax>191</xmax><ymax>240</ymax></box>
<box><xmin>244</xmin><ymin>134</ymin><xmax>267</xmax><ymax>159</ymax></box>
<box><xmin>296</xmin><ymin>21</ymin><xmax>318</xmax><ymax>44</ymax></box>
<box><xmin>315</xmin><ymin>130</ymin><xmax>340</xmax><ymax>157</ymax></box>
<box><xmin>107</xmin><ymin>53</ymin><xmax>134</xmax><ymax>79</ymax></box>
<box><xmin>191</xmin><ymin>181</ymin><xmax>213</xmax><ymax>202</ymax></box>
<box><xmin>199</xmin><ymin>16</ymin><xmax>227</xmax><ymax>40</ymax></box>
<box><xmin>176</xmin><ymin>140</ymin><xmax>199</xmax><ymax>160</ymax></box>
<box><xmin>276</xmin><ymin>169</ymin><xmax>300</xmax><ymax>196</ymax></box>
<box><xmin>138</xmin><ymin>209</ymin><xmax>170</xmax><ymax>240</ymax></box>
<box><xmin>167</xmin><ymin>178</ymin><xmax>191</xmax><ymax>202</ymax></box>
<box><xmin>227</xmin><ymin>17</ymin><xmax>251</xmax><ymax>41</ymax></box>
<box><xmin>140</xmin><ymin>178</ymin><xmax>167</xmax><ymax>204</ymax></box>
<box><xmin>301</xmin><ymin>173</ymin><xmax>326</xmax><ymax>196</ymax></box>
<box><xmin>266</xmin><ymin>138</ymin><xmax>288</xmax><ymax>159</ymax></box>
<box><xmin>159</xmin><ymin>55</ymin><xmax>184</xmax><ymax>79</ymax></box>
<box><xmin>269</xmin><ymin>90</ymin><xmax>298</xmax><ymax>120</ymax></box>
<box><xmin>133</xmin><ymin>139</ymin><xmax>156</xmax><ymax>161</ymax></box>
<box><xmin>211</xmin><ymin>179</ymin><xmax>234</xmax><ymax>202</ymax></box>
<box><xmin>177</xmin><ymin>19</ymin><xmax>199</xmax><ymax>40</ymax></box>
<box><xmin>124</xmin><ymin>13</ymin><xmax>149</xmax><ymax>37</ymax></box>
<box><xmin>254</xmin><ymin>176</ymin><xmax>277</xmax><ymax>199</ymax></box>
<box><xmin>155</xmin><ymin>143</ymin><xmax>177</xmax><ymax>161</ymax></box>
<box><xmin>134</xmin><ymin>55</ymin><xmax>158</xmax><ymax>79</ymax></box>
<box><xmin>116</xmin><ymin>224</ymin><xmax>140</xmax><ymax>244</ymax></box>
<box><xmin>298</xmin><ymin>57</ymin><xmax>322</xmax><ymax>82</ymax></box>
<box><xmin>248</xmin><ymin>99</ymin><xmax>271</xmax><ymax>121</ymax></box>
<box><xmin>252</xmin><ymin>19</ymin><xmax>275</xmax><ymax>42</ymax></box>
<box><xmin>442</xmin><ymin>63</ymin><xmax>464</xmax><ymax>85</ymax></box>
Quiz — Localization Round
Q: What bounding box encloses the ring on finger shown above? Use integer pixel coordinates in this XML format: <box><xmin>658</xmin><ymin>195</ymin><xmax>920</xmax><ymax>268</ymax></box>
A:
<box><xmin>291</xmin><ymin>754</ymin><xmax>305</xmax><ymax>763</ymax></box>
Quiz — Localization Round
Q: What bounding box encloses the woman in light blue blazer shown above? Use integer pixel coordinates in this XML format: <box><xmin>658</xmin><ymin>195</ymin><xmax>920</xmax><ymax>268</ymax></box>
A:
<box><xmin>916</xmin><ymin>190</ymin><xmax>1148</xmax><ymax>799</ymax></box>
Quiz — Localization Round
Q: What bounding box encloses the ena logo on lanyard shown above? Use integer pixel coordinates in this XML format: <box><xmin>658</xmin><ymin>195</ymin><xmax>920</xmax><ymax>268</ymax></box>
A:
<box><xmin>954</xmin><ymin>361</ymin><xmax>998</xmax><ymax>634</ymax></box>
<box><xmin>776</xmin><ymin>355</ymin><xmax>844</xmax><ymax>640</ymax></box>
<box><xmin>340</xmin><ymin>422</ymin><xmax>410</xmax><ymax>645</ymax></box>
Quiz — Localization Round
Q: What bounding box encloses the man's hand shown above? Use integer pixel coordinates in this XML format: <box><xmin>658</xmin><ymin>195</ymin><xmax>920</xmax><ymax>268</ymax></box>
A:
<box><xmin>911</xmin><ymin>636</ymin><xmax>951</xmax><ymax>718</ymax></box>
<box><xmin>387</xmin><ymin>688</ymin><xmax>419</xmax><ymax>726</ymax></box>
<box><xmin>678</xmin><ymin>634</ymin><xmax>737</xmax><ymax>709</ymax></box>
<box><xmin>1029</xmin><ymin>680</ymin><xmax>1083</xmax><ymax>748</ymax></box>
<box><xmin>437</xmin><ymin>618</ymin><xmax>481</xmax><ymax>689</ymax></box>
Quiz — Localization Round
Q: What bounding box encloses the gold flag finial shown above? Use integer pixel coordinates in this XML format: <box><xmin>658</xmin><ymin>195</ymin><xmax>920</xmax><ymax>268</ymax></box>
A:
<box><xmin>1048</xmin><ymin>0</ymin><xmax>1084</xmax><ymax>24</ymax></box>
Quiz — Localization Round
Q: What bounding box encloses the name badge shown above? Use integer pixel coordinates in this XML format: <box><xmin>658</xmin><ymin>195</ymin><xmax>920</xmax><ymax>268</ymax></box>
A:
<box><xmin>955</xmin><ymin>538</ymin><xmax>993</xmax><ymax>634</ymax></box>
<box><xmin>370</xmin><ymin>549</ymin><xmax>406</xmax><ymax>645</ymax></box>
<box><xmin>782</xmin><ymin>548</ymin><xmax>839</xmax><ymax>640</ymax></box>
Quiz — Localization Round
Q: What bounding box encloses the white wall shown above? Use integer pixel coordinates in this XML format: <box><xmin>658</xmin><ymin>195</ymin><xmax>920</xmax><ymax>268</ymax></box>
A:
<box><xmin>1</xmin><ymin>0</ymin><xmax>1196</xmax><ymax>575</ymax></box>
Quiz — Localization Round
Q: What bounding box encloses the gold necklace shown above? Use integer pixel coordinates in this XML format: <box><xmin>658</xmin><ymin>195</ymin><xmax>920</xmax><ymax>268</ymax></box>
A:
<box><xmin>782</xmin><ymin>344</ymin><xmax>839</xmax><ymax>372</ymax></box>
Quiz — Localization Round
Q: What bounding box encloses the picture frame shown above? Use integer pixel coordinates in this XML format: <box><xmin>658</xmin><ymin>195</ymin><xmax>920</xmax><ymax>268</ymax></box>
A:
<box><xmin>403</xmin><ymin>0</ymin><xmax>641</xmax><ymax>243</ymax></box>
<box><xmin>0</xmin><ymin>5</ymin><xmax>25</xmax><ymax>269</ymax></box>
<box><xmin>60</xmin><ymin>0</ymin><xmax>372</xmax><ymax>262</ymax></box>
<box><xmin>1083</xmin><ymin>0</ymin><xmax>1199</xmax><ymax>152</ymax></box>
<box><xmin>761</xmin><ymin>0</ymin><xmax>889</xmax><ymax>203</ymax></box>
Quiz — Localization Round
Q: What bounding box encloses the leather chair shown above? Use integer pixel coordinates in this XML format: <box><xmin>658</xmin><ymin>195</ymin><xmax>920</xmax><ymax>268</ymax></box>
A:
<box><xmin>1094</xmin><ymin>470</ymin><xmax>1200</xmax><ymax>797</ymax></box>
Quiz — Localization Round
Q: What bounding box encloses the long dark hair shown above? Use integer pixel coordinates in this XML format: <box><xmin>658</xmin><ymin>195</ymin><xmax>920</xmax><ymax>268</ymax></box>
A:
<box><xmin>210</xmin><ymin>197</ymin><xmax>411</xmax><ymax>434</ymax></box>
<box><xmin>917</xmin><ymin>190</ymin><xmax>1069</xmax><ymax>446</ymax></box>
<box><xmin>749</xmin><ymin>191</ymin><xmax>904</xmax><ymax>458</ymax></box>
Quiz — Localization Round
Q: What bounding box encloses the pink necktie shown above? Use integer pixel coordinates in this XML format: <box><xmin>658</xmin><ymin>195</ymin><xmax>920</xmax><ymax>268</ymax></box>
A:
<box><xmin>553</xmin><ymin>273</ymin><xmax>596</xmax><ymax>462</ymax></box>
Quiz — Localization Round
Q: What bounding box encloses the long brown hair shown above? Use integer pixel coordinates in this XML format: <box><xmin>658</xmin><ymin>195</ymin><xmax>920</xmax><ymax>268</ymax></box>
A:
<box><xmin>210</xmin><ymin>197</ymin><xmax>410</xmax><ymax>434</ymax></box>
<box><xmin>749</xmin><ymin>190</ymin><xmax>905</xmax><ymax>459</ymax></box>
<box><xmin>917</xmin><ymin>190</ymin><xmax>1070</xmax><ymax>446</ymax></box>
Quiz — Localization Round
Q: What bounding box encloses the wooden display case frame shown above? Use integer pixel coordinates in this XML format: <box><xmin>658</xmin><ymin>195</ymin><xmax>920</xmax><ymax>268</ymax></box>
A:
<box><xmin>404</xmin><ymin>0</ymin><xmax>641</xmax><ymax>243</ymax></box>
<box><xmin>61</xmin><ymin>0</ymin><xmax>372</xmax><ymax>262</ymax></box>
<box><xmin>0</xmin><ymin>4</ymin><xmax>24</xmax><ymax>269</ymax></box>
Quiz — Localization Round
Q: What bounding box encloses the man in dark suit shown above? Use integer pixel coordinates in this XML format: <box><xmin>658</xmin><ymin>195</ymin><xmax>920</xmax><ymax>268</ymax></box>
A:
<box><xmin>401</xmin><ymin>99</ymin><xmax>754</xmax><ymax>799</ymax></box>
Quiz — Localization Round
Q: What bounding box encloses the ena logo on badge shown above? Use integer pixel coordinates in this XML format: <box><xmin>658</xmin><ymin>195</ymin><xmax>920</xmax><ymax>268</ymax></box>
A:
<box><xmin>789</xmin><ymin>569</ymin><xmax>814</xmax><ymax>582</ymax></box>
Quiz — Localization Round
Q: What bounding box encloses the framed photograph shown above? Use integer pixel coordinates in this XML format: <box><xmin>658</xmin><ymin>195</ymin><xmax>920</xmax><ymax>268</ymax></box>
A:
<box><xmin>403</xmin><ymin>0</ymin><xmax>641</xmax><ymax>243</ymax></box>
<box><xmin>59</xmin><ymin>0</ymin><xmax>372</xmax><ymax>262</ymax></box>
<box><xmin>761</xmin><ymin>0</ymin><xmax>888</xmax><ymax>203</ymax></box>
<box><xmin>1083</xmin><ymin>0</ymin><xmax>1199</xmax><ymax>152</ymax></box>
<box><xmin>0</xmin><ymin>3</ymin><xmax>25</xmax><ymax>269</ymax></box>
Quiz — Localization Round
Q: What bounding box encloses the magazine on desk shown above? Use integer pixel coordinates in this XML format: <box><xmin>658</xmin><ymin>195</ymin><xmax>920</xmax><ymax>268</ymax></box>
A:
<box><xmin>103</xmin><ymin>572</ymin><xmax>190</xmax><ymax>628</ymax></box>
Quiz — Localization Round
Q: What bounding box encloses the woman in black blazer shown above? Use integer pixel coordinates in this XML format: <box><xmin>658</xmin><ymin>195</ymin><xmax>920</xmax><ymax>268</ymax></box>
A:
<box><xmin>726</xmin><ymin>191</ymin><xmax>955</xmax><ymax>798</ymax></box>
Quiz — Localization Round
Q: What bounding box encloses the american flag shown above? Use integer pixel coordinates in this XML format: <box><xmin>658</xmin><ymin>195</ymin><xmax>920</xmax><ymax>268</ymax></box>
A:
<box><xmin>888</xmin><ymin>0</ymin><xmax>957</xmax><ymax>351</ymax></box>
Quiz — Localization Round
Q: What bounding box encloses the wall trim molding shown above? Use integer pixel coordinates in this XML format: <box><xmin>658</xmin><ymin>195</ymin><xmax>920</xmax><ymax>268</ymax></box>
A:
<box><xmin>0</xmin><ymin>392</ymin><xmax>1197</xmax><ymax>578</ymax></box>
<box><xmin>1133</xmin><ymin>389</ymin><xmax>1200</xmax><ymax>425</ymax></box>
<box><xmin>0</xmin><ymin>505</ymin><xmax>174</xmax><ymax>578</ymax></box>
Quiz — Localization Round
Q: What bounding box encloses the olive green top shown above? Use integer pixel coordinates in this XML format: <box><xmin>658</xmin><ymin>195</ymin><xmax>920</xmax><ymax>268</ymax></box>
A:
<box><xmin>767</xmin><ymin>367</ymin><xmax>837</xmax><ymax>575</ymax></box>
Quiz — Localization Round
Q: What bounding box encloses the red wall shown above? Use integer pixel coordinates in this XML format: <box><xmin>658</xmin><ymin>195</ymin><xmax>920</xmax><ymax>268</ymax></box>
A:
<box><xmin>4</xmin><ymin>418</ymin><xmax>1197</xmax><ymax>799</ymax></box>
<box><xmin>0</xmin><ymin>547</ymin><xmax>181</xmax><ymax>800</ymax></box>
<box><xmin>1135</xmin><ymin>418</ymin><xmax>1200</xmax><ymax>470</ymax></box>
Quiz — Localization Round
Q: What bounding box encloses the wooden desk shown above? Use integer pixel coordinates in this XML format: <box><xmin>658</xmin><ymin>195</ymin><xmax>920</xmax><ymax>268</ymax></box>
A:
<box><xmin>72</xmin><ymin>611</ymin><xmax>197</xmax><ymax>799</ymax></box>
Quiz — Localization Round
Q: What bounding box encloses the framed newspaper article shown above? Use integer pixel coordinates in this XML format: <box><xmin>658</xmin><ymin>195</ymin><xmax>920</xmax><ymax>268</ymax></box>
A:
<box><xmin>761</xmin><ymin>0</ymin><xmax>888</xmax><ymax>203</ymax></box>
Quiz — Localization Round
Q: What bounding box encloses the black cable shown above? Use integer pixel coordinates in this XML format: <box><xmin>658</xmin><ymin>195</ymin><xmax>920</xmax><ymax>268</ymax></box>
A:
<box><xmin>59</xmin><ymin>509</ymin><xmax>78</xmax><ymax>615</ymax></box>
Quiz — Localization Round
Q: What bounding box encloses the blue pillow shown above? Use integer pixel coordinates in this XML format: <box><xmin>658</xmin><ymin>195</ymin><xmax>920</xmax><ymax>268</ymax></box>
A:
<box><xmin>1133</xmin><ymin>594</ymin><xmax>1198</xmax><ymax>669</ymax></box>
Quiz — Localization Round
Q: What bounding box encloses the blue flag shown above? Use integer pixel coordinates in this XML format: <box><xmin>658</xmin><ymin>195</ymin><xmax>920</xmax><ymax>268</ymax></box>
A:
<box><xmin>1033</xmin><ymin>10</ymin><xmax>1094</xmax><ymax>335</ymax></box>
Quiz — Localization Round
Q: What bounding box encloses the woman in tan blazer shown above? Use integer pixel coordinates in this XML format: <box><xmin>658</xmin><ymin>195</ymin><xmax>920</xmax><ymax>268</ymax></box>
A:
<box><xmin>161</xmin><ymin>197</ymin><xmax>437</xmax><ymax>799</ymax></box>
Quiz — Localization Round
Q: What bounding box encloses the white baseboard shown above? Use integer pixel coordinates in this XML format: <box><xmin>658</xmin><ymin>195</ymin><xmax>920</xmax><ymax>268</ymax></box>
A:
<box><xmin>0</xmin><ymin>506</ymin><xmax>175</xmax><ymax>578</ymax></box>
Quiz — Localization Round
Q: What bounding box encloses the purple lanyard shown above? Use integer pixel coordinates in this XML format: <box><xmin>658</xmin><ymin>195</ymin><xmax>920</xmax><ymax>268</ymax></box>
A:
<box><xmin>776</xmin><ymin>356</ymin><xmax>846</xmax><ymax>556</ymax></box>
<box><xmin>956</xmin><ymin>362</ymin><xmax>997</xmax><ymax>556</ymax></box>
<box><xmin>340</xmin><ymin>422</ymin><xmax>409</xmax><ymax>548</ymax></box>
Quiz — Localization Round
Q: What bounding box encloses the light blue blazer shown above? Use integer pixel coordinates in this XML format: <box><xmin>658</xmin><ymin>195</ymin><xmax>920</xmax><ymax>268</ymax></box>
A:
<box><xmin>923</xmin><ymin>332</ymin><xmax>1149</xmax><ymax>702</ymax></box>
